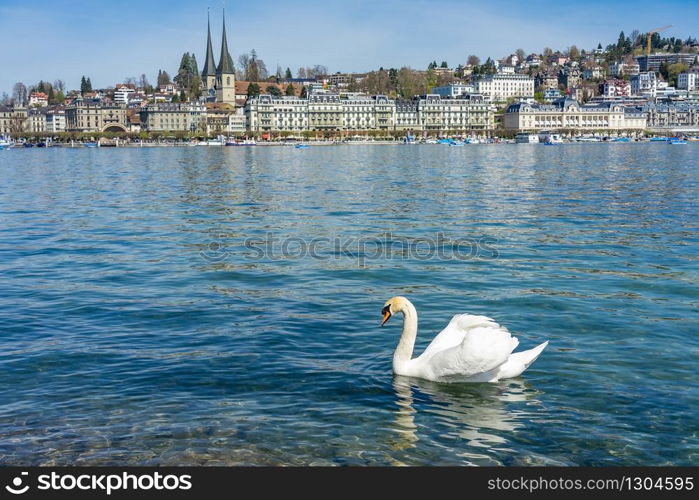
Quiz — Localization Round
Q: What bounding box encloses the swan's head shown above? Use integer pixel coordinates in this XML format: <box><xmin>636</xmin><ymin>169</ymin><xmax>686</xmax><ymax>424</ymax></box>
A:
<box><xmin>381</xmin><ymin>296</ymin><xmax>411</xmax><ymax>326</ymax></box>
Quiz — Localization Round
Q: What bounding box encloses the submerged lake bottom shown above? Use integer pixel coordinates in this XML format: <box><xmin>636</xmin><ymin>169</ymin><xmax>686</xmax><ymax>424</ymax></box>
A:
<box><xmin>0</xmin><ymin>144</ymin><xmax>697</xmax><ymax>465</ymax></box>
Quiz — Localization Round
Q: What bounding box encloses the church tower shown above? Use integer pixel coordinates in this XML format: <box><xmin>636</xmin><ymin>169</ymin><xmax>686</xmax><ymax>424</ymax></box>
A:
<box><xmin>215</xmin><ymin>10</ymin><xmax>236</xmax><ymax>105</ymax></box>
<box><xmin>200</xmin><ymin>11</ymin><xmax>217</xmax><ymax>98</ymax></box>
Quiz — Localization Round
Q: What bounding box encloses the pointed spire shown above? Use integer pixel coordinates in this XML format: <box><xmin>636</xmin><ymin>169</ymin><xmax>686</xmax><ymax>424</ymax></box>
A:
<box><xmin>217</xmin><ymin>8</ymin><xmax>234</xmax><ymax>75</ymax></box>
<box><xmin>202</xmin><ymin>9</ymin><xmax>217</xmax><ymax>77</ymax></box>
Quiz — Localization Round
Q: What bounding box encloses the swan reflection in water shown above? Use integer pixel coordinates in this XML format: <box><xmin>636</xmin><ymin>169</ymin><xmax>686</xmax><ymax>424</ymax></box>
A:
<box><xmin>389</xmin><ymin>375</ymin><xmax>543</xmax><ymax>462</ymax></box>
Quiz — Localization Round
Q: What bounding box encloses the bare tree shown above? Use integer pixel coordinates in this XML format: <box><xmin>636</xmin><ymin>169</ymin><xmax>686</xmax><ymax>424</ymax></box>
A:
<box><xmin>310</xmin><ymin>65</ymin><xmax>328</xmax><ymax>78</ymax></box>
<box><xmin>467</xmin><ymin>55</ymin><xmax>480</xmax><ymax>66</ymax></box>
<box><xmin>52</xmin><ymin>79</ymin><xmax>65</xmax><ymax>93</ymax></box>
<box><xmin>238</xmin><ymin>54</ymin><xmax>251</xmax><ymax>80</ymax></box>
<box><xmin>297</xmin><ymin>67</ymin><xmax>307</xmax><ymax>79</ymax></box>
<box><xmin>139</xmin><ymin>74</ymin><xmax>149</xmax><ymax>89</ymax></box>
<box><xmin>12</xmin><ymin>82</ymin><xmax>27</xmax><ymax>106</ymax></box>
<box><xmin>124</xmin><ymin>76</ymin><xmax>137</xmax><ymax>86</ymax></box>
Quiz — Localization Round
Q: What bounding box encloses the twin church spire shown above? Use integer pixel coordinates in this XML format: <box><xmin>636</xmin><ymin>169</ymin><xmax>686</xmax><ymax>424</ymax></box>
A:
<box><xmin>201</xmin><ymin>9</ymin><xmax>235</xmax><ymax>105</ymax></box>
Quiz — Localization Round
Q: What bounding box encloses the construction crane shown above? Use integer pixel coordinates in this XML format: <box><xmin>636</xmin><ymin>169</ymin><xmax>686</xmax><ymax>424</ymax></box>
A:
<box><xmin>646</xmin><ymin>25</ymin><xmax>673</xmax><ymax>56</ymax></box>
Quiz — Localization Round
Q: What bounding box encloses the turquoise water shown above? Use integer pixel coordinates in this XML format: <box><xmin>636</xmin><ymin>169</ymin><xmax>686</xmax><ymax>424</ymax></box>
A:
<box><xmin>0</xmin><ymin>144</ymin><xmax>697</xmax><ymax>466</ymax></box>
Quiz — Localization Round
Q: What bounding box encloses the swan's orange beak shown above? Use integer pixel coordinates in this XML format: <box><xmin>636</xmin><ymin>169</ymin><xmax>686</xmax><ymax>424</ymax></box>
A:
<box><xmin>381</xmin><ymin>306</ymin><xmax>391</xmax><ymax>326</ymax></box>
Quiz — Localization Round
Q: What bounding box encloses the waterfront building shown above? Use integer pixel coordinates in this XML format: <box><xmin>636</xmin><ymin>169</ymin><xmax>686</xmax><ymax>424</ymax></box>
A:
<box><xmin>637</xmin><ymin>53</ymin><xmax>698</xmax><ymax>72</ymax></box>
<box><xmin>503</xmin><ymin>98</ymin><xmax>646</xmax><ymax>132</ymax></box>
<box><xmin>394</xmin><ymin>99</ymin><xmax>420</xmax><ymax>131</ymax></box>
<box><xmin>139</xmin><ymin>102</ymin><xmax>206</xmax><ymax>132</ymax></box>
<box><xmin>307</xmin><ymin>93</ymin><xmax>343</xmax><ymax>131</ymax></box>
<box><xmin>677</xmin><ymin>71</ymin><xmax>699</xmax><ymax>91</ymax></box>
<box><xmin>475</xmin><ymin>73</ymin><xmax>534</xmax><ymax>101</ymax></box>
<box><xmin>418</xmin><ymin>94</ymin><xmax>494</xmax><ymax>132</ymax></box>
<box><xmin>65</xmin><ymin>100</ymin><xmax>128</xmax><ymax>133</ymax></box>
<box><xmin>27</xmin><ymin>108</ymin><xmax>47</xmax><ymax>133</ymax></box>
<box><xmin>0</xmin><ymin>106</ymin><xmax>28</xmax><ymax>134</ymax></box>
<box><xmin>46</xmin><ymin>108</ymin><xmax>66</xmax><ymax>133</ymax></box>
<box><xmin>643</xmin><ymin>102</ymin><xmax>699</xmax><ymax>132</ymax></box>
<box><xmin>245</xmin><ymin>92</ymin><xmax>495</xmax><ymax>135</ymax></box>
<box><xmin>245</xmin><ymin>95</ymin><xmax>308</xmax><ymax>134</ymax></box>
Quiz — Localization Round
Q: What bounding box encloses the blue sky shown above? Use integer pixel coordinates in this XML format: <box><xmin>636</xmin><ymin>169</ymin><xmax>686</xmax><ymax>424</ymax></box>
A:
<box><xmin>1</xmin><ymin>0</ymin><xmax>696</xmax><ymax>95</ymax></box>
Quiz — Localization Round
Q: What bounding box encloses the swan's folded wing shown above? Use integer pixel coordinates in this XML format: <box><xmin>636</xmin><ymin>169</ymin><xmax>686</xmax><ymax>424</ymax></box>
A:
<box><xmin>422</xmin><ymin>325</ymin><xmax>518</xmax><ymax>380</ymax></box>
<box><xmin>421</xmin><ymin>314</ymin><xmax>507</xmax><ymax>358</ymax></box>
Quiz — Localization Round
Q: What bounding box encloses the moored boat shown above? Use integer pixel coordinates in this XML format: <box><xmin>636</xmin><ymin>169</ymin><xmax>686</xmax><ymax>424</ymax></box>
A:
<box><xmin>515</xmin><ymin>133</ymin><xmax>539</xmax><ymax>144</ymax></box>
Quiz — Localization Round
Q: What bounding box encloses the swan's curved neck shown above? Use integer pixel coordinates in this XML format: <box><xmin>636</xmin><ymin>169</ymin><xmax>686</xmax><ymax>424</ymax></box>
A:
<box><xmin>393</xmin><ymin>300</ymin><xmax>418</xmax><ymax>373</ymax></box>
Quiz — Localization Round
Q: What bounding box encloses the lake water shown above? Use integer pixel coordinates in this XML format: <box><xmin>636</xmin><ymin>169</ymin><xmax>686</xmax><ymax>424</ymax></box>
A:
<box><xmin>0</xmin><ymin>144</ymin><xmax>697</xmax><ymax>466</ymax></box>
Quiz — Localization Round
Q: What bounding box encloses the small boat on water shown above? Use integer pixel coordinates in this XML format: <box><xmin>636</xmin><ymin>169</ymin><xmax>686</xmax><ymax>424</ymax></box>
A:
<box><xmin>84</xmin><ymin>142</ymin><xmax>97</xmax><ymax>148</ymax></box>
<box><xmin>612</xmin><ymin>137</ymin><xmax>631</xmax><ymax>142</ymax></box>
<box><xmin>649</xmin><ymin>137</ymin><xmax>668</xmax><ymax>142</ymax></box>
<box><xmin>668</xmin><ymin>138</ymin><xmax>687</xmax><ymax>145</ymax></box>
<box><xmin>295</xmin><ymin>144</ymin><xmax>309</xmax><ymax>149</ymax></box>
<box><xmin>515</xmin><ymin>133</ymin><xmax>539</xmax><ymax>144</ymax></box>
<box><xmin>539</xmin><ymin>131</ymin><xmax>564</xmax><ymax>144</ymax></box>
<box><xmin>225</xmin><ymin>138</ymin><xmax>256</xmax><ymax>146</ymax></box>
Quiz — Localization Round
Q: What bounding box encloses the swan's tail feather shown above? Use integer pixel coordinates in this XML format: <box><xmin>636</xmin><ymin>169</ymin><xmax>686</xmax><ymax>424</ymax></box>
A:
<box><xmin>495</xmin><ymin>341</ymin><xmax>549</xmax><ymax>380</ymax></box>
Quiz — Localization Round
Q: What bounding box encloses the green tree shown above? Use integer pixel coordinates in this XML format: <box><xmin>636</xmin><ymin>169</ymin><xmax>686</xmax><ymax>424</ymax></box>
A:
<box><xmin>285</xmin><ymin>83</ymin><xmax>295</xmax><ymax>96</ymax></box>
<box><xmin>440</xmin><ymin>61</ymin><xmax>448</xmax><ymax>68</ymax></box>
<box><xmin>285</xmin><ymin>67</ymin><xmax>292</xmax><ymax>79</ymax></box>
<box><xmin>266</xmin><ymin>85</ymin><xmax>282</xmax><ymax>96</ymax></box>
<box><xmin>247</xmin><ymin>82</ymin><xmax>261</xmax><ymax>98</ymax></box>
<box><xmin>300</xmin><ymin>86</ymin><xmax>308</xmax><ymax>98</ymax></box>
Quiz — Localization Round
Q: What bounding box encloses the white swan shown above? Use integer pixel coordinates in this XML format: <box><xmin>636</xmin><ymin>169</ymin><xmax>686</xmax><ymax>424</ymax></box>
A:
<box><xmin>381</xmin><ymin>296</ymin><xmax>548</xmax><ymax>383</ymax></box>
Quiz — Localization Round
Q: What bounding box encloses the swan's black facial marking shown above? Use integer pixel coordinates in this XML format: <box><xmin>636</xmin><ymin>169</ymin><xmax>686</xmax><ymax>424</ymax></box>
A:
<box><xmin>381</xmin><ymin>304</ymin><xmax>392</xmax><ymax>326</ymax></box>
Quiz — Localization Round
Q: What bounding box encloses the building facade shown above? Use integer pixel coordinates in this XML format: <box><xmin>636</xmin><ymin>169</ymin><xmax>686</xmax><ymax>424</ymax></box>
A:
<box><xmin>139</xmin><ymin>102</ymin><xmax>206</xmax><ymax>132</ymax></box>
<box><xmin>430</xmin><ymin>83</ymin><xmax>475</xmax><ymax>99</ymax></box>
<box><xmin>637</xmin><ymin>53</ymin><xmax>698</xmax><ymax>72</ymax></box>
<box><xmin>677</xmin><ymin>72</ymin><xmax>699</xmax><ymax>91</ymax></box>
<box><xmin>503</xmin><ymin>98</ymin><xmax>646</xmax><ymax>132</ymax></box>
<box><xmin>0</xmin><ymin>106</ymin><xmax>28</xmax><ymax>134</ymax></box>
<box><xmin>643</xmin><ymin>102</ymin><xmax>699</xmax><ymax>131</ymax></box>
<box><xmin>475</xmin><ymin>73</ymin><xmax>534</xmax><ymax>101</ymax></box>
<box><xmin>46</xmin><ymin>108</ymin><xmax>66</xmax><ymax>133</ymax></box>
<box><xmin>65</xmin><ymin>100</ymin><xmax>128</xmax><ymax>132</ymax></box>
<box><xmin>602</xmin><ymin>79</ymin><xmax>631</xmax><ymax>98</ymax></box>
<box><xmin>630</xmin><ymin>72</ymin><xmax>659</xmax><ymax>97</ymax></box>
<box><xmin>245</xmin><ymin>93</ymin><xmax>495</xmax><ymax>134</ymax></box>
